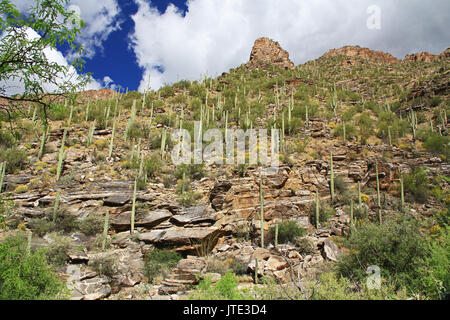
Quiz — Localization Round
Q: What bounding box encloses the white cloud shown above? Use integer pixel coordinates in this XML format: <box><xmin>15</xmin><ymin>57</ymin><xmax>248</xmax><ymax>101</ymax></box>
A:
<box><xmin>11</xmin><ymin>0</ymin><xmax>121</xmax><ymax>59</ymax></box>
<box><xmin>130</xmin><ymin>0</ymin><xmax>450</xmax><ymax>91</ymax></box>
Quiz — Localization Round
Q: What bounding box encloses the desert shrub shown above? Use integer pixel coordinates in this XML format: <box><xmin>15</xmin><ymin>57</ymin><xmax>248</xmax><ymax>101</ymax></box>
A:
<box><xmin>89</xmin><ymin>255</ymin><xmax>117</xmax><ymax>279</ymax></box>
<box><xmin>47</xmin><ymin>103</ymin><xmax>69</xmax><ymax>121</ymax></box>
<box><xmin>30</xmin><ymin>208</ymin><xmax>78</xmax><ymax>236</ymax></box>
<box><xmin>0</xmin><ymin>148</ymin><xmax>27</xmax><ymax>173</ymax></box>
<box><xmin>294</xmin><ymin>237</ymin><xmax>316</xmax><ymax>256</ymax></box>
<box><xmin>143</xmin><ymin>155</ymin><xmax>162</xmax><ymax>179</ymax></box>
<box><xmin>403</xmin><ymin>167</ymin><xmax>432</xmax><ymax>203</ymax></box>
<box><xmin>420</xmin><ymin>227</ymin><xmax>450</xmax><ymax>299</ymax></box>
<box><xmin>0</xmin><ymin>233</ymin><xmax>67</xmax><ymax>300</ymax></box>
<box><xmin>126</xmin><ymin>121</ymin><xmax>149</xmax><ymax>140</ymax></box>
<box><xmin>309</xmin><ymin>202</ymin><xmax>335</xmax><ymax>225</ymax></box>
<box><xmin>189</xmin><ymin>271</ymin><xmax>252</xmax><ymax>300</ymax></box>
<box><xmin>177</xmin><ymin>190</ymin><xmax>203</xmax><ymax>207</ymax></box>
<box><xmin>175</xmin><ymin>163</ymin><xmax>206</xmax><ymax>181</ymax></box>
<box><xmin>189</xmin><ymin>83</ymin><xmax>206</xmax><ymax>100</ymax></box>
<box><xmin>44</xmin><ymin>234</ymin><xmax>71</xmax><ymax>267</ymax></box>
<box><xmin>173</xmin><ymin>80</ymin><xmax>191</xmax><ymax>90</ymax></box>
<box><xmin>158</xmin><ymin>85</ymin><xmax>175</xmax><ymax>98</ymax></box>
<box><xmin>270</xmin><ymin>221</ymin><xmax>306</xmax><ymax>244</ymax></box>
<box><xmin>85</xmin><ymin>102</ymin><xmax>107</xmax><ymax>128</ymax></box>
<box><xmin>423</xmin><ymin>133</ymin><xmax>450</xmax><ymax>160</ymax></box>
<box><xmin>29</xmin><ymin>218</ymin><xmax>56</xmax><ymax>237</ymax></box>
<box><xmin>357</xmin><ymin>111</ymin><xmax>375</xmax><ymax>144</ymax></box>
<box><xmin>79</xmin><ymin>214</ymin><xmax>104</xmax><ymax>236</ymax></box>
<box><xmin>144</xmin><ymin>248</ymin><xmax>182</xmax><ymax>283</ymax></box>
<box><xmin>333</xmin><ymin>123</ymin><xmax>357</xmax><ymax>140</ymax></box>
<box><xmin>338</xmin><ymin>214</ymin><xmax>427</xmax><ymax>294</ymax></box>
<box><xmin>229</xmin><ymin>257</ymin><xmax>249</xmax><ymax>275</ymax></box>
<box><xmin>308</xmin><ymin>272</ymin><xmax>407</xmax><ymax>300</ymax></box>
<box><xmin>0</xmin><ymin>129</ymin><xmax>15</xmax><ymax>149</ymax></box>
<box><xmin>287</xmin><ymin>136</ymin><xmax>310</xmax><ymax>154</ymax></box>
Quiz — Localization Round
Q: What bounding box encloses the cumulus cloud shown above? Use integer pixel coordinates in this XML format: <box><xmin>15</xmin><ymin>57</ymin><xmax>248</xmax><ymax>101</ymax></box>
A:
<box><xmin>11</xmin><ymin>0</ymin><xmax>121</xmax><ymax>59</ymax></box>
<box><xmin>130</xmin><ymin>0</ymin><xmax>450</xmax><ymax>91</ymax></box>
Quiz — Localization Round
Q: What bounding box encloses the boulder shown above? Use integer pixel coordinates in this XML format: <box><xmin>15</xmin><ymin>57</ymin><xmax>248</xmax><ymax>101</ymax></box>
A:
<box><xmin>171</xmin><ymin>206</ymin><xmax>216</xmax><ymax>226</ymax></box>
<box><xmin>321</xmin><ymin>239</ymin><xmax>342</xmax><ymax>262</ymax></box>
<box><xmin>139</xmin><ymin>227</ymin><xmax>221</xmax><ymax>246</ymax></box>
<box><xmin>111</xmin><ymin>209</ymin><xmax>172</xmax><ymax>231</ymax></box>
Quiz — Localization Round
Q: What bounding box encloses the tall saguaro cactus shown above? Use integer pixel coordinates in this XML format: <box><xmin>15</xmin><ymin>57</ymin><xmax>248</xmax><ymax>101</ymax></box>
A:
<box><xmin>56</xmin><ymin>129</ymin><xmax>67</xmax><ymax>181</ymax></box>
<box><xmin>130</xmin><ymin>178</ymin><xmax>137</xmax><ymax>236</ymax></box>
<box><xmin>102</xmin><ymin>210</ymin><xmax>110</xmax><ymax>251</ymax></box>
<box><xmin>315</xmin><ymin>189</ymin><xmax>320</xmax><ymax>229</ymax></box>
<box><xmin>53</xmin><ymin>190</ymin><xmax>61</xmax><ymax>223</ymax></box>
<box><xmin>400</xmin><ymin>176</ymin><xmax>405</xmax><ymax>211</ymax></box>
<box><xmin>0</xmin><ymin>161</ymin><xmax>6</xmax><ymax>193</ymax></box>
<box><xmin>330</xmin><ymin>152</ymin><xmax>335</xmax><ymax>203</ymax></box>
<box><xmin>259</xmin><ymin>176</ymin><xmax>265</xmax><ymax>248</ymax></box>
<box><xmin>376</xmin><ymin>161</ymin><xmax>382</xmax><ymax>224</ymax></box>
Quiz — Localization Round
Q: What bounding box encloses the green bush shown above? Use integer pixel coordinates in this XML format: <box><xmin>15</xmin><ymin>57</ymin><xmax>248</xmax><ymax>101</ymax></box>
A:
<box><xmin>294</xmin><ymin>237</ymin><xmax>316</xmax><ymax>256</ymax></box>
<box><xmin>403</xmin><ymin>167</ymin><xmax>432</xmax><ymax>203</ymax></box>
<box><xmin>189</xmin><ymin>271</ymin><xmax>252</xmax><ymax>300</ymax></box>
<box><xmin>89</xmin><ymin>255</ymin><xmax>117</xmax><ymax>279</ymax></box>
<box><xmin>126</xmin><ymin>121</ymin><xmax>149</xmax><ymax>140</ymax></box>
<box><xmin>309</xmin><ymin>202</ymin><xmax>335</xmax><ymax>225</ymax></box>
<box><xmin>144</xmin><ymin>155</ymin><xmax>162</xmax><ymax>179</ymax></box>
<box><xmin>270</xmin><ymin>221</ymin><xmax>306</xmax><ymax>244</ymax></box>
<box><xmin>0</xmin><ymin>233</ymin><xmax>67</xmax><ymax>299</ymax></box>
<box><xmin>338</xmin><ymin>214</ymin><xmax>427</xmax><ymax>294</ymax></box>
<box><xmin>44</xmin><ymin>234</ymin><xmax>71</xmax><ymax>267</ymax></box>
<box><xmin>0</xmin><ymin>129</ymin><xmax>15</xmax><ymax>149</ymax></box>
<box><xmin>144</xmin><ymin>248</ymin><xmax>182</xmax><ymax>283</ymax></box>
<box><xmin>423</xmin><ymin>133</ymin><xmax>450</xmax><ymax>159</ymax></box>
<box><xmin>175</xmin><ymin>163</ymin><xmax>206</xmax><ymax>181</ymax></box>
<box><xmin>79</xmin><ymin>214</ymin><xmax>104</xmax><ymax>236</ymax></box>
<box><xmin>158</xmin><ymin>85</ymin><xmax>175</xmax><ymax>98</ymax></box>
<box><xmin>0</xmin><ymin>148</ymin><xmax>27</xmax><ymax>173</ymax></box>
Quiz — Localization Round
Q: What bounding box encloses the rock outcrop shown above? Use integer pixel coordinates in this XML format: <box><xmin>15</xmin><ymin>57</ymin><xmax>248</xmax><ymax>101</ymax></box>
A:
<box><xmin>404</xmin><ymin>52</ymin><xmax>440</xmax><ymax>63</ymax></box>
<box><xmin>246</xmin><ymin>37</ymin><xmax>295</xmax><ymax>71</ymax></box>
<box><xmin>323</xmin><ymin>46</ymin><xmax>400</xmax><ymax>64</ymax></box>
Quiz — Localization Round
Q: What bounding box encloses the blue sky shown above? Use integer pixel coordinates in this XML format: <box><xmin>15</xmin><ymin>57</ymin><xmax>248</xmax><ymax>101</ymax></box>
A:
<box><xmin>8</xmin><ymin>0</ymin><xmax>450</xmax><ymax>93</ymax></box>
<box><xmin>77</xmin><ymin>0</ymin><xmax>189</xmax><ymax>92</ymax></box>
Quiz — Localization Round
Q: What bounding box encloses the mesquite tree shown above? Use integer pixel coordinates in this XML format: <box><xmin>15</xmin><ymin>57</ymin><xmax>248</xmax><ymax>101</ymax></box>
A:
<box><xmin>0</xmin><ymin>0</ymin><xmax>91</xmax><ymax>125</ymax></box>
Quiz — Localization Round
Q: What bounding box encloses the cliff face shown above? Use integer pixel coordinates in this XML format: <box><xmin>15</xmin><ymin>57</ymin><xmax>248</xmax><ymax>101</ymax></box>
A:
<box><xmin>246</xmin><ymin>37</ymin><xmax>295</xmax><ymax>71</ymax></box>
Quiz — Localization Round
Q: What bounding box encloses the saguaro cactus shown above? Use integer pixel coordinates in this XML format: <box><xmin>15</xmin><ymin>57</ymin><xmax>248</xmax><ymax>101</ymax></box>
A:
<box><xmin>0</xmin><ymin>161</ymin><xmax>6</xmax><ymax>193</ymax></box>
<box><xmin>109</xmin><ymin>116</ymin><xmax>116</xmax><ymax>158</ymax></box>
<box><xmin>87</xmin><ymin>120</ymin><xmax>96</xmax><ymax>147</ymax></box>
<box><xmin>130</xmin><ymin>178</ymin><xmax>137</xmax><ymax>236</ymax></box>
<box><xmin>259</xmin><ymin>176</ymin><xmax>265</xmax><ymax>248</ymax></box>
<box><xmin>315</xmin><ymin>189</ymin><xmax>320</xmax><ymax>229</ymax></box>
<box><xmin>350</xmin><ymin>200</ymin><xmax>354</xmax><ymax>227</ymax></box>
<box><xmin>358</xmin><ymin>181</ymin><xmax>362</xmax><ymax>209</ymax></box>
<box><xmin>400</xmin><ymin>176</ymin><xmax>405</xmax><ymax>211</ymax></box>
<box><xmin>38</xmin><ymin>126</ymin><xmax>48</xmax><ymax>160</ymax></box>
<box><xmin>56</xmin><ymin>129</ymin><xmax>67</xmax><ymax>181</ymax></box>
<box><xmin>102</xmin><ymin>210</ymin><xmax>110</xmax><ymax>251</ymax></box>
<box><xmin>53</xmin><ymin>190</ymin><xmax>61</xmax><ymax>223</ymax></box>
<box><xmin>330</xmin><ymin>152</ymin><xmax>335</xmax><ymax>203</ymax></box>
<box><xmin>408</xmin><ymin>110</ymin><xmax>418</xmax><ymax>140</ymax></box>
<box><xmin>85</xmin><ymin>99</ymin><xmax>90</xmax><ymax>122</ymax></box>
<box><xmin>376</xmin><ymin>161</ymin><xmax>382</xmax><ymax>224</ymax></box>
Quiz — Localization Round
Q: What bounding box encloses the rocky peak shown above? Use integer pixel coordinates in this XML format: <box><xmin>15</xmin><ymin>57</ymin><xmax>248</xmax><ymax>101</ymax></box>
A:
<box><xmin>323</xmin><ymin>45</ymin><xmax>400</xmax><ymax>64</ymax></box>
<box><xmin>247</xmin><ymin>37</ymin><xmax>295</xmax><ymax>71</ymax></box>
<box><xmin>404</xmin><ymin>52</ymin><xmax>440</xmax><ymax>63</ymax></box>
<box><xmin>440</xmin><ymin>47</ymin><xmax>450</xmax><ymax>60</ymax></box>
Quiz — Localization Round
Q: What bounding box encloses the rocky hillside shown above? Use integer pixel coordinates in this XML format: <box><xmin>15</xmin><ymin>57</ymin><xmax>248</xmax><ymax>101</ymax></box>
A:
<box><xmin>0</xmin><ymin>38</ymin><xmax>448</xmax><ymax>300</ymax></box>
